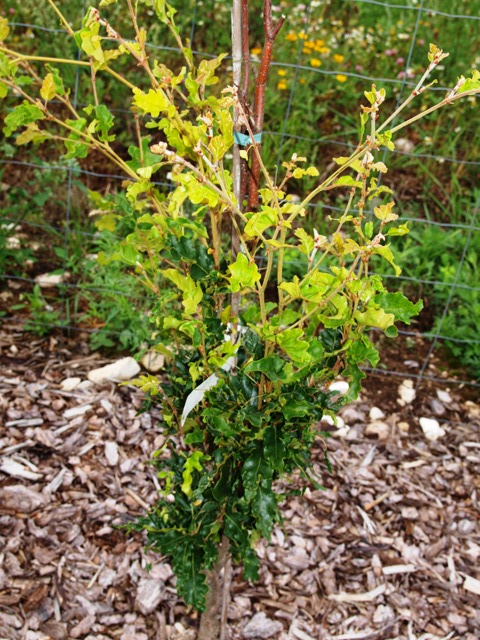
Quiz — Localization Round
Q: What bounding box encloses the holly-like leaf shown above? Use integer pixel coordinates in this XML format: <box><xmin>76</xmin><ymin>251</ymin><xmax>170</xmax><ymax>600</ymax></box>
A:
<box><xmin>84</xmin><ymin>103</ymin><xmax>115</xmax><ymax>142</ymax></box>
<box><xmin>374</xmin><ymin>201</ymin><xmax>398</xmax><ymax>222</ymax></box>
<box><xmin>162</xmin><ymin>268</ymin><xmax>203</xmax><ymax>315</ymax></box>
<box><xmin>181</xmin><ymin>451</ymin><xmax>204</xmax><ymax>496</ymax></box>
<box><xmin>228</xmin><ymin>253</ymin><xmax>261</xmax><ymax>293</ymax></box>
<box><xmin>373</xmin><ymin>292</ymin><xmax>423</xmax><ymax>325</ymax></box>
<box><xmin>276</xmin><ymin>328</ymin><xmax>311</xmax><ymax>365</ymax></box>
<box><xmin>40</xmin><ymin>73</ymin><xmax>56</xmax><ymax>102</ymax></box>
<box><xmin>133</xmin><ymin>87</ymin><xmax>171</xmax><ymax>117</ymax></box>
<box><xmin>244</xmin><ymin>354</ymin><xmax>287</xmax><ymax>381</ymax></box>
<box><xmin>64</xmin><ymin>117</ymin><xmax>89</xmax><ymax>159</ymax></box>
<box><xmin>253</xmin><ymin>484</ymin><xmax>278</xmax><ymax>539</ymax></box>
<box><xmin>243</xmin><ymin>207</ymin><xmax>277</xmax><ymax>239</ymax></box>
<box><xmin>3</xmin><ymin>102</ymin><xmax>45</xmax><ymax>137</ymax></box>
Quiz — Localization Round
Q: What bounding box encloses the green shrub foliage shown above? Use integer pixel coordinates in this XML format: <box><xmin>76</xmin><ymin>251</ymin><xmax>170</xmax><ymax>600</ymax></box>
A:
<box><xmin>1</xmin><ymin>2</ymin><xmax>479</xmax><ymax>610</ymax></box>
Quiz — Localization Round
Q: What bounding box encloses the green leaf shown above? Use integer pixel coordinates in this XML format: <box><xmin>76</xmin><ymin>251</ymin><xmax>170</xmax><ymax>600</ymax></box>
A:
<box><xmin>253</xmin><ymin>485</ymin><xmax>278</xmax><ymax>539</ymax></box>
<box><xmin>373</xmin><ymin>292</ymin><xmax>423</xmax><ymax>325</ymax></box>
<box><xmin>373</xmin><ymin>244</ymin><xmax>401</xmax><ymax>276</ymax></box>
<box><xmin>64</xmin><ymin>117</ymin><xmax>89</xmax><ymax>159</ymax></box>
<box><xmin>3</xmin><ymin>101</ymin><xmax>45</xmax><ymax>137</ymax></box>
<box><xmin>242</xmin><ymin>448</ymin><xmax>264</xmax><ymax>502</ymax></box>
<box><xmin>263</xmin><ymin>425</ymin><xmax>286</xmax><ymax>474</ymax></box>
<box><xmin>0</xmin><ymin>17</ymin><xmax>10</xmax><ymax>42</ymax></box>
<box><xmin>374</xmin><ymin>201</ymin><xmax>397</xmax><ymax>222</ymax></box>
<box><xmin>354</xmin><ymin>305</ymin><xmax>395</xmax><ymax>332</ymax></box>
<box><xmin>279</xmin><ymin>276</ymin><xmax>303</xmax><ymax>300</ymax></box>
<box><xmin>376</xmin><ymin>130</ymin><xmax>395</xmax><ymax>151</ymax></box>
<box><xmin>84</xmin><ymin>103</ymin><xmax>115</xmax><ymax>142</ymax></box>
<box><xmin>228</xmin><ymin>253</ymin><xmax>261</xmax><ymax>293</ymax></box>
<box><xmin>276</xmin><ymin>328</ymin><xmax>311</xmax><ymax>365</ymax></box>
<box><xmin>244</xmin><ymin>207</ymin><xmax>277</xmax><ymax>239</ymax></box>
<box><xmin>387</xmin><ymin>222</ymin><xmax>410</xmax><ymax>236</ymax></box>
<box><xmin>181</xmin><ymin>451</ymin><xmax>204</xmax><ymax>496</ymax></box>
<box><xmin>334</xmin><ymin>175</ymin><xmax>363</xmax><ymax>188</ymax></box>
<box><xmin>40</xmin><ymin>73</ymin><xmax>56</xmax><ymax>102</ymax></box>
<box><xmin>244</xmin><ymin>354</ymin><xmax>286</xmax><ymax>381</ymax></box>
<box><xmin>133</xmin><ymin>88</ymin><xmax>171</xmax><ymax>117</ymax></box>
<box><xmin>162</xmin><ymin>268</ymin><xmax>203</xmax><ymax>315</ymax></box>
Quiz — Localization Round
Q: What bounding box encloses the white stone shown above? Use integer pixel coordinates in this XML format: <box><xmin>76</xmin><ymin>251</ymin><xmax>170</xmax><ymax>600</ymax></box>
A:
<box><xmin>60</xmin><ymin>377</ymin><xmax>82</xmax><ymax>391</ymax></box>
<box><xmin>369</xmin><ymin>406</ymin><xmax>385</xmax><ymax>421</ymax></box>
<box><xmin>35</xmin><ymin>272</ymin><xmax>69</xmax><ymax>287</ymax></box>
<box><xmin>6</xmin><ymin>236</ymin><xmax>21</xmax><ymax>249</ymax></box>
<box><xmin>395</xmin><ymin>137</ymin><xmax>415</xmax><ymax>154</ymax></box>
<box><xmin>135</xmin><ymin>578</ymin><xmax>165</xmax><ymax>614</ymax></box>
<box><xmin>365</xmin><ymin>421</ymin><xmax>390</xmax><ymax>440</ymax></box>
<box><xmin>88</xmin><ymin>357</ymin><xmax>140</xmax><ymax>384</ymax></box>
<box><xmin>104</xmin><ymin>442</ymin><xmax>119</xmax><ymax>466</ymax></box>
<box><xmin>436</xmin><ymin>389</ymin><xmax>453</xmax><ymax>404</ymax></box>
<box><xmin>419</xmin><ymin>417</ymin><xmax>445</xmax><ymax>441</ymax></box>
<box><xmin>329</xmin><ymin>380</ymin><xmax>349</xmax><ymax>396</ymax></box>
<box><xmin>140</xmin><ymin>350</ymin><xmax>165</xmax><ymax>373</ymax></box>
<box><xmin>242</xmin><ymin>612</ymin><xmax>284</xmax><ymax>639</ymax></box>
<box><xmin>397</xmin><ymin>379</ymin><xmax>416</xmax><ymax>406</ymax></box>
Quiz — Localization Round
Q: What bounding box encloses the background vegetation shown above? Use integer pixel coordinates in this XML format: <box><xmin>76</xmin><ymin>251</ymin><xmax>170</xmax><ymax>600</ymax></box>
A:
<box><xmin>1</xmin><ymin>0</ymin><xmax>479</xmax><ymax>378</ymax></box>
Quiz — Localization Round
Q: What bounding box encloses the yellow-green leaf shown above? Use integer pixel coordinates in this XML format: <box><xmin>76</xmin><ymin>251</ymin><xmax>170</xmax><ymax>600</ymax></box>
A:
<box><xmin>0</xmin><ymin>17</ymin><xmax>10</xmax><ymax>42</ymax></box>
<box><xmin>40</xmin><ymin>73</ymin><xmax>56</xmax><ymax>102</ymax></box>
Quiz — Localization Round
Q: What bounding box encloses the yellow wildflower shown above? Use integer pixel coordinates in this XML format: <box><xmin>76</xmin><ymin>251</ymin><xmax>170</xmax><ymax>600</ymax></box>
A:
<box><xmin>286</xmin><ymin>32</ymin><xmax>297</xmax><ymax>41</ymax></box>
<box><xmin>333</xmin><ymin>54</ymin><xmax>344</xmax><ymax>63</ymax></box>
<box><xmin>298</xmin><ymin>33</ymin><xmax>308</xmax><ymax>40</ymax></box>
<box><xmin>277</xmin><ymin>80</ymin><xmax>288</xmax><ymax>90</ymax></box>
<box><xmin>316</xmin><ymin>46</ymin><xmax>330</xmax><ymax>54</ymax></box>
<box><xmin>336</xmin><ymin>74</ymin><xmax>347</xmax><ymax>82</ymax></box>
<box><xmin>277</xmin><ymin>69</ymin><xmax>287</xmax><ymax>76</ymax></box>
<box><xmin>251</xmin><ymin>47</ymin><xmax>262</xmax><ymax>56</ymax></box>
<box><xmin>310</xmin><ymin>58</ymin><xmax>322</xmax><ymax>67</ymax></box>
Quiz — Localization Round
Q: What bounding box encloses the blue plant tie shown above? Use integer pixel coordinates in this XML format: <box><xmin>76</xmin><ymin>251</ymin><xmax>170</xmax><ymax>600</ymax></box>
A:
<box><xmin>234</xmin><ymin>132</ymin><xmax>263</xmax><ymax>146</ymax></box>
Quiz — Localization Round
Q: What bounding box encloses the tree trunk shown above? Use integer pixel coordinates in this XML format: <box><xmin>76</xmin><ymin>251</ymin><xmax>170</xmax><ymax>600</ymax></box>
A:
<box><xmin>197</xmin><ymin>537</ymin><xmax>232</xmax><ymax>640</ymax></box>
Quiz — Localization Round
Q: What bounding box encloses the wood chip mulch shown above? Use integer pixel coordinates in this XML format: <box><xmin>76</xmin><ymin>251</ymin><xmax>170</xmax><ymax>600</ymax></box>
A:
<box><xmin>0</xmin><ymin>324</ymin><xmax>479</xmax><ymax>640</ymax></box>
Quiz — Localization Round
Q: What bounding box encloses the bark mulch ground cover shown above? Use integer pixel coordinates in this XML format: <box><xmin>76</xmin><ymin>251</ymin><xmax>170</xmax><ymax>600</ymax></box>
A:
<box><xmin>0</xmin><ymin>323</ymin><xmax>479</xmax><ymax>640</ymax></box>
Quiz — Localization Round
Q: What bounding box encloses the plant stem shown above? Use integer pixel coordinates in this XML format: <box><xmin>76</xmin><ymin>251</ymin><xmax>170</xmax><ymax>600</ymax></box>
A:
<box><xmin>247</xmin><ymin>0</ymin><xmax>285</xmax><ymax>209</ymax></box>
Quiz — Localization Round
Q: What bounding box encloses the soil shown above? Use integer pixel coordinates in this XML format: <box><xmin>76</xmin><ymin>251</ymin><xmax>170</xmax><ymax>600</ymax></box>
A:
<box><xmin>1</xmin><ymin>322</ymin><xmax>479</xmax><ymax>640</ymax></box>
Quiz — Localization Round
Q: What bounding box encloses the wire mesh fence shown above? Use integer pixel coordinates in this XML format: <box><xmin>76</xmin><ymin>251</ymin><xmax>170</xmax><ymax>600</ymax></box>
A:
<box><xmin>1</xmin><ymin>0</ymin><xmax>479</xmax><ymax>394</ymax></box>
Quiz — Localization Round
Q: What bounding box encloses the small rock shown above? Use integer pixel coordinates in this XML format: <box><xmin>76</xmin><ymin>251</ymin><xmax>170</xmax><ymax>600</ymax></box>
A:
<box><xmin>419</xmin><ymin>417</ymin><xmax>445</xmax><ymax>441</ymax></box>
<box><xmin>140</xmin><ymin>350</ymin><xmax>165</xmax><ymax>373</ymax></box>
<box><xmin>369</xmin><ymin>406</ymin><xmax>385</xmax><ymax>421</ymax></box>
<box><xmin>429</xmin><ymin>398</ymin><xmax>446</xmax><ymax>416</ymax></box>
<box><xmin>135</xmin><ymin>578</ymin><xmax>165</xmax><ymax>615</ymax></box>
<box><xmin>395</xmin><ymin>138</ymin><xmax>415</xmax><ymax>154</ymax></box>
<box><xmin>365</xmin><ymin>421</ymin><xmax>390</xmax><ymax>440</ymax></box>
<box><xmin>398</xmin><ymin>421</ymin><xmax>410</xmax><ymax>433</ymax></box>
<box><xmin>397</xmin><ymin>380</ymin><xmax>416</xmax><ymax>406</ymax></box>
<box><xmin>436</xmin><ymin>389</ymin><xmax>452</xmax><ymax>404</ymax></box>
<box><xmin>242</xmin><ymin>612</ymin><xmax>283</xmax><ymax>639</ymax></box>
<box><xmin>341</xmin><ymin>406</ymin><xmax>365</xmax><ymax>423</ymax></box>
<box><xmin>104</xmin><ymin>442</ymin><xmax>119</xmax><ymax>466</ymax></box>
<box><xmin>329</xmin><ymin>380</ymin><xmax>349</xmax><ymax>396</ymax></box>
<box><xmin>457</xmin><ymin>519</ymin><xmax>475</xmax><ymax>535</ymax></box>
<box><xmin>6</xmin><ymin>236</ymin><xmax>21</xmax><ymax>249</ymax></box>
<box><xmin>88</xmin><ymin>357</ymin><xmax>140</xmax><ymax>384</ymax></box>
<box><xmin>401</xmin><ymin>507</ymin><xmax>419</xmax><ymax>520</ymax></box>
<box><xmin>35</xmin><ymin>272</ymin><xmax>69</xmax><ymax>288</ymax></box>
<box><xmin>60</xmin><ymin>377</ymin><xmax>81</xmax><ymax>391</ymax></box>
